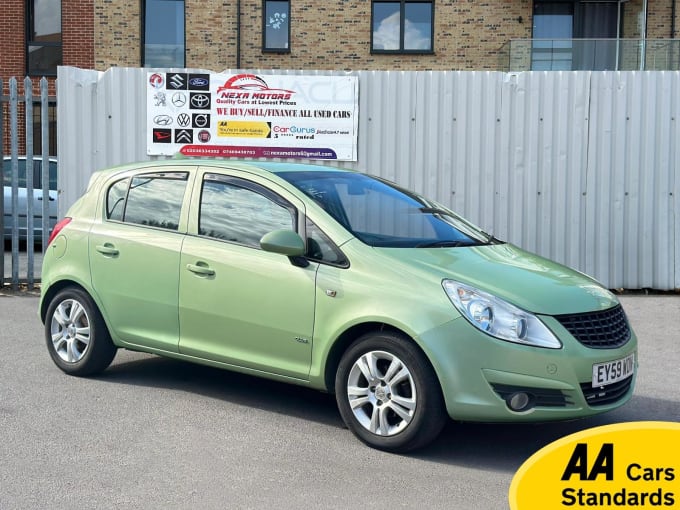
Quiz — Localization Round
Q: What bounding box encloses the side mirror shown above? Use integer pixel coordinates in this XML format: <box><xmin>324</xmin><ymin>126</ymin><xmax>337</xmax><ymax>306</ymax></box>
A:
<box><xmin>260</xmin><ymin>229</ymin><xmax>306</xmax><ymax>257</ymax></box>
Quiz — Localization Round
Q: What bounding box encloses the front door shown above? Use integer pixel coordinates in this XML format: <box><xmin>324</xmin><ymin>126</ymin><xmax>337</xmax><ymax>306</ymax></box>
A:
<box><xmin>178</xmin><ymin>173</ymin><xmax>316</xmax><ymax>380</ymax></box>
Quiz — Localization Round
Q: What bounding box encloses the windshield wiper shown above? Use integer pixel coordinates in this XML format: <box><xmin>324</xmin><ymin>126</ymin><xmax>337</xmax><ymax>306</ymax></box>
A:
<box><xmin>415</xmin><ymin>240</ymin><xmax>479</xmax><ymax>248</ymax></box>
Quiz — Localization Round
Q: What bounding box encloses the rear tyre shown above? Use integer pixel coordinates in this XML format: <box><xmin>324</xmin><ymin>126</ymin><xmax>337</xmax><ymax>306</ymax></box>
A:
<box><xmin>45</xmin><ymin>287</ymin><xmax>117</xmax><ymax>376</ymax></box>
<box><xmin>335</xmin><ymin>331</ymin><xmax>447</xmax><ymax>452</ymax></box>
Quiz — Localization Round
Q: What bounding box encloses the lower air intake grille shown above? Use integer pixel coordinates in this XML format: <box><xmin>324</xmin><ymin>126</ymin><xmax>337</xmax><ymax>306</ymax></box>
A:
<box><xmin>580</xmin><ymin>375</ymin><xmax>634</xmax><ymax>406</ymax></box>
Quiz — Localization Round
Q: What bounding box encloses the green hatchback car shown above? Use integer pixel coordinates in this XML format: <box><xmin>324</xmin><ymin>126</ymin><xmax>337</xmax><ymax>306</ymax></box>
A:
<box><xmin>39</xmin><ymin>160</ymin><xmax>637</xmax><ymax>452</ymax></box>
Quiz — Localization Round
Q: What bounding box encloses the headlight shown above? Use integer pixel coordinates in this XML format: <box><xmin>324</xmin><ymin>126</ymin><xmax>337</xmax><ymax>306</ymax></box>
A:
<box><xmin>442</xmin><ymin>280</ymin><xmax>562</xmax><ymax>349</ymax></box>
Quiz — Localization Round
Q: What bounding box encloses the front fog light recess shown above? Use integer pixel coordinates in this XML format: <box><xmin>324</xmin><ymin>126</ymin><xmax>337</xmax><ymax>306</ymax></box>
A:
<box><xmin>442</xmin><ymin>279</ymin><xmax>562</xmax><ymax>349</ymax></box>
<box><xmin>507</xmin><ymin>392</ymin><xmax>534</xmax><ymax>412</ymax></box>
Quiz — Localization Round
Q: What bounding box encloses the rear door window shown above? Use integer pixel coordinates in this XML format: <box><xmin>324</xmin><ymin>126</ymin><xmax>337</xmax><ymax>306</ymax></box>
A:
<box><xmin>106</xmin><ymin>172</ymin><xmax>188</xmax><ymax>231</ymax></box>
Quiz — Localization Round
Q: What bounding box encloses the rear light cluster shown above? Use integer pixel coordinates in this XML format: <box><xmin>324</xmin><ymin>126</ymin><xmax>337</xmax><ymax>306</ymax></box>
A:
<box><xmin>47</xmin><ymin>217</ymin><xmax>72</xmax><ymax>246</ymax></box>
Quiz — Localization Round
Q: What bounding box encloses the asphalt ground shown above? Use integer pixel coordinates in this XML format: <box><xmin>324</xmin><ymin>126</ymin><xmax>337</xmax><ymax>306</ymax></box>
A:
<box><xmin>0</xmin><ymin>293</ymin><xmax>678</xmax><ymax>510</ymax></box>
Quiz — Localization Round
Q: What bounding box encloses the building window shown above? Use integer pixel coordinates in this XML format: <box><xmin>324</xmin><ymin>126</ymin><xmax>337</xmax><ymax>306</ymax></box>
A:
<box><xmin>26</xmin><ymin>0</ymin><xmax>62</xmax><ymax>76</ymax></box>
<box><xmin>532</xmin><ymin>1</ymin><xmax>622</xmax><ymax>71</ymax></box>
<box><xmin>371</xmin><ymin>0</ymin><xmax>433</xmax><ymax>53</ymax></box>
<box><xmin>263</xmin><ymin>0</ymin><xmax>290</xmax><ymax>52</ymax></box>
<box><xmin>143</xmin><ymin>0</ymin><xmax>185</xmax><ymax>67</ymax></box>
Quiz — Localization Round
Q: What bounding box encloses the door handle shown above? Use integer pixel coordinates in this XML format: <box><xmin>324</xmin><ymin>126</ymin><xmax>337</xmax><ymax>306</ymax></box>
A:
<box><xmin>186</xmin><ymin>263</ymin><xmax>215</xmax><ymax>277</ymax></box>
<box><xmin>96</xmin><ymin>243</ymin><xmax>119</xmax><ymax>256</ymax></box>
<box><xmin>38</xmin><ymin>196</ymin><xmax>55</xmax><ymax>201</ymax></box>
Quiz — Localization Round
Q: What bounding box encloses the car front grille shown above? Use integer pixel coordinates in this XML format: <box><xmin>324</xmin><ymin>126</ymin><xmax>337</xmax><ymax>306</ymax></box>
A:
<box><xmin>580</xmin><ymin>375</ymin><xmax>634</xmax><ymax>406</ymax></box>
<box><xmin>555</xmin><ymin>305</ymin><xmax>631</xmax><ymax>349</ymax></box>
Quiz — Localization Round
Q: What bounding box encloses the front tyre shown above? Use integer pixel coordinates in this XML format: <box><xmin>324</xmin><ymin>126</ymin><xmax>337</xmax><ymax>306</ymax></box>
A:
<box><xmin>45</xmin><ymin>287</ymin><xmax>117</xmax><ymax>376</ymax></box>
<box><xmin>335</xmin><ymin>332</ymin><xmax>447</xmax><ymax>452</ymax></box>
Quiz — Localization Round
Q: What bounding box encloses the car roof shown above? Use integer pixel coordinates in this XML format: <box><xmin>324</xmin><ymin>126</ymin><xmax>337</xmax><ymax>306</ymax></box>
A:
<box><xmin>95</xmin><ymin>159</ymin><xmax>355</xmax><ymax>179</ymax></box>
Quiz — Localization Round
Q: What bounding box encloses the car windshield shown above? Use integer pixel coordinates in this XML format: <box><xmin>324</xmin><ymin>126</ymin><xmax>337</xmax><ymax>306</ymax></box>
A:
<box><xmin>278</xmin><ymin>170</ymin><xmax>495</xmax><ymax>248</ymax></box>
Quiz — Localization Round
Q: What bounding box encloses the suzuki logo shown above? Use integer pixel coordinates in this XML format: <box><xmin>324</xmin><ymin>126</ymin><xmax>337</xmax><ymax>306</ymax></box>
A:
<box><xmin>168</xmin><ymin>73</ymin><xmax>186</xmax><ymax>89</ymax></box>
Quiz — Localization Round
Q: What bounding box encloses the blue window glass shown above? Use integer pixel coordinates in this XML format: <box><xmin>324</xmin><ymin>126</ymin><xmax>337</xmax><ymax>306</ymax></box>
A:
<box><xmin>372</xmin><ymin>1</ymin><xmax>433</xmax><ymax>53</ymax></box>
<box><xmin>144</xmin><ymin>0</ymin><xmax>185</xmax><ymax>67</ymax></box>
<box><xmin>27</xmin><ymin>0</ymin><xmax>62</xmax><ymax>76</ymax></box>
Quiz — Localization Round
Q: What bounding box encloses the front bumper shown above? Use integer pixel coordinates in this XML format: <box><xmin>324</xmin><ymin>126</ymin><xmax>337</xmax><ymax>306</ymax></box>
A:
<box><xmin>416</xmin><ymin>315</ymin><xmax>638</xmax><ymax>422</ymax></box>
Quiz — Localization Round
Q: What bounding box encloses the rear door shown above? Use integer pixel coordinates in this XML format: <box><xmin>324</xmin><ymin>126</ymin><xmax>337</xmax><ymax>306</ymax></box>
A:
<box><xmin>89</xmin><ymin>168</ymin><xmax>192</xmax><ymax>352</ymax></box>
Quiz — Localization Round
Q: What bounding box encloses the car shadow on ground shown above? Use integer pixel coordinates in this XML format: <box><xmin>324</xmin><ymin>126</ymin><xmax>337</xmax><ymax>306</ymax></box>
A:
<box><xmin>98</xmin><ymin>353</ymin><xmax>675</xmax><ymax>471</ymax></box>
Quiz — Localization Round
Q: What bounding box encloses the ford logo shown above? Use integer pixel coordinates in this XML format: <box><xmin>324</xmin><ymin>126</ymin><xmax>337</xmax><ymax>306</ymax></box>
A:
<box><xmin>189</xmin><ymin>77</ymin><xmax>209</xmax><ymax>87</ymax></box>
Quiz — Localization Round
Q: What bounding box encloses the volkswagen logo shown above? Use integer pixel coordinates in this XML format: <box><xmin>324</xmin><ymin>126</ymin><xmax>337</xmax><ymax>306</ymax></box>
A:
<box><xmin>172</xmin><ymin>93</ymin><xmax>187</xmax><ymax>107</ymax></box>
<box><xmin>190</xmin><ymin>93</ymin><xmax>210</xmax><ymax>109</ymax></box>
<box><xmin>177</xmin><ymin>113</ymin><xmax>191</xmax><ymax>127</ymax></box>
<box><xmin>153</xmin><ymin>115</ymin><xmax>173</xmax><ymax>126</ymax></box>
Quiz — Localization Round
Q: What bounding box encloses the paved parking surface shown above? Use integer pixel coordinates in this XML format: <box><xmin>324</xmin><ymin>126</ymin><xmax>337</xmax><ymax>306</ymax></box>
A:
<box><xmin>0</xmin><ymin>293</ymin><xmax>678</xmax><ymax>509</ymax></box>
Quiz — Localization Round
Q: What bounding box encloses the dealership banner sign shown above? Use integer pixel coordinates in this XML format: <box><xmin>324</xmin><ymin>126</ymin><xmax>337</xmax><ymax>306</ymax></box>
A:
<box><xmin>146</xmin><ymin>72</ymin><xmax>358</xmax><ymax>161</ymax></box>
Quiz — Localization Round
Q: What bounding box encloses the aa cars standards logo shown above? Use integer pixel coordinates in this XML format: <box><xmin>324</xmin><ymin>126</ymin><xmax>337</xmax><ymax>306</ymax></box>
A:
<box><xmin>509</xmin><ymin>422</ymin><xmax>680</xmax><ymax>509</ymax></box>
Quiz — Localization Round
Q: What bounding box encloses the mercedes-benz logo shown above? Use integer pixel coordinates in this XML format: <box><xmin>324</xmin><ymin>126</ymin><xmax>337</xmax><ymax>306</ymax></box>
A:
<box><xmin>172</xmin><ymin>93</ymin><xmax>187</xmax><ymax>107</ymax></box>
<box><xmin>190</xmin><ymin>94</ymin><xmax>210</xmax><ymax>109</ymax></box>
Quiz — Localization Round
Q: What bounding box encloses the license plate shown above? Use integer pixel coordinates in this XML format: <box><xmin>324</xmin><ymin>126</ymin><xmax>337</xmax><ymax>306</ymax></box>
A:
<box><xmin>591</xmin><ymin>353</ymin><xmax>635</xmax><ymax>387</ymax></box>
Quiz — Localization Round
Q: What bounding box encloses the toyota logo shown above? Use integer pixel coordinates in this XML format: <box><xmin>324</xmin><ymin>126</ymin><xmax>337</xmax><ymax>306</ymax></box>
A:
<box><xmin>172</xmin><ymin>93</ymin><xmax>187</xmax><ymax>107</ymax></box>
<box><xmin>190</xmin><ymin>94</ymin><xmax>210</xmax><ymax>109</ymax></box>
<box><xmin>153</xmin><ymin>115</ymin><xmax>173</xmax><ymax>126</ymax></box>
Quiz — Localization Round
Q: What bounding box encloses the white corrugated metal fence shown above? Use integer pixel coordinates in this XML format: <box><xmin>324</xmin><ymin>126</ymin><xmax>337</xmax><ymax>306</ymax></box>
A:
<box><xmin>57</xmin><ymin>67</ymin><xmax>679</xmax><ymax>290</ymax></box>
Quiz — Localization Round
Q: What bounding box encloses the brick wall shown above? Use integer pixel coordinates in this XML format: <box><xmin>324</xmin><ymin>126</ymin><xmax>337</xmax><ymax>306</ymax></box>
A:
<box><xmin>94</xmin><ymin>0</ymin><xmax>141</xmax><ymax>68</ymax></box>
<box><xmin>95</xmin><ymin>0</ymin><xmax>534</xmax><ymax>72</ymax></box>
<box><xmin>92</xmin><ymin>0</ymin><xmax>680</xmax><ymax>72</ymax></box>
<box><xmin>206</xmin><ymin>0</ymin><xmax>534</xmax><ymax>71</ymax></box>
<box><xmin>0</xmin><ymin>0</ymin><xmax>27</xmax><ymax>93</ymax></box>
<box><xmin>63</xmin><ymin>0</ymin><xmax>95</xmax><ymax>68</ymax></box>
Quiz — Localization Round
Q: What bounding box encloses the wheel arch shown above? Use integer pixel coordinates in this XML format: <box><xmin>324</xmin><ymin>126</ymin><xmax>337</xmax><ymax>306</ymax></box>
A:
<box><xmin>322</xmin><ymin>321</ymin><xmax>442</xmax><ymax>395</ymax></box>
<box><xmin>40</xmin><ymin>280</ymin><xmax>99</xmax><ymax>323</ymax></box>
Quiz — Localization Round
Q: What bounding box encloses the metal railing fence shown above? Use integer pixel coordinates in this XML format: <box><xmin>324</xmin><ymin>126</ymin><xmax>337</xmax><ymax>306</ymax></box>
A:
<box><xmin>1</xmin><ymin>77</ymin><xmax>56</xmax><ymax>290</ymax></box>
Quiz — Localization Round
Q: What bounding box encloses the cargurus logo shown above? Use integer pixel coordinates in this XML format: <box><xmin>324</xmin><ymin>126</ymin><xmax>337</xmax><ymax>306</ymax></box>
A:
<box><xmin>290</xmin><ymin>126</ymin><xmax>315</xmax><ymax>134</ymax></box>
<box><xmin>273</xmin><ymin>125</ymin><xmax>316</xmax><ymax>134</ymax></box>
